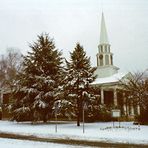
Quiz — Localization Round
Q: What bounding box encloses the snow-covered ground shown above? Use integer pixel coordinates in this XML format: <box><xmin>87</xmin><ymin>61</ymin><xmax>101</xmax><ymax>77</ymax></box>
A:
<box><xmin>0</xmin><ymin>121</ymin><xmax>148</xmax><ymax>145</ymax></box>
<box><xmin>0</xmin><ymin>138</ymin><xmax>90</xmax><ymax>148</ymax></box>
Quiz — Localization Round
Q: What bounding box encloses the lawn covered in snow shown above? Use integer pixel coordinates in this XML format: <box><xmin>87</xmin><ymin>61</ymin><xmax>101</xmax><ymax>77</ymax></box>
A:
<box><xmin>0</xmin><ymin>121</ymin><xmax>148</xmax><ymax>145</ymax></box>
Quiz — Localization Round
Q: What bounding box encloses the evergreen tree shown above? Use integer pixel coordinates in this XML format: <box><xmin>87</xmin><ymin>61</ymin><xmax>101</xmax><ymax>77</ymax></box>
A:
<box><xmin>12</xmin><ymin>33</ymin><xmax>63</xmax><ymax>122</ymax></box>
<box><xmin>64</xmin><ymin>43</ymin><xmax>97</xmax><ymax>126</ymax></box>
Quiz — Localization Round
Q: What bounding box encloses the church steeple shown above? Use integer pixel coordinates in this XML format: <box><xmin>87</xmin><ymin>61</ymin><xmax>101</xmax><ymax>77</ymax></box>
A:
<box><xmin>97</xmin><ymin>13</ymin><xmax>113</xmax><ymax>67</ymax></box>
<box><xmin>94</xmin><ymin>13</ymin><xmax>119</xmax><ymax>78</ymax></box>
<box><xmin>100</xmin><ymin>13</ymin><xmax>109</xmax><ymax>44</ymax></box>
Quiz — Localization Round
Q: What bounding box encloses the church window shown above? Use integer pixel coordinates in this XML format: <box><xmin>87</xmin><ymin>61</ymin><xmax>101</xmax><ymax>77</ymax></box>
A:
<box><xmin>100</xmin><ymin>46</ymin><xmax>103</xmax><ymax>52</ymax></box>
<box><xmin>105</xmin><ymin>55</ymin><xmax>109</xmax><ymax>65</ymax></box>
<box><xmin>108</xmin><ymin>46</ymin><xmax>110</xmax><ymax>52</ymax></box>
<box><xmin>99</xmin><ymin>54</ymin><xmax>103</xmax><ymax>66</ymax></box>
<box><xmin>111</xmin><ymin>55</ymin><xmax>113</xmax><ymax>65</ymax></box>
<box><xmin>105</xmin><ymin>45</ymin><xmax>107</xmax><ymax>52</ymax></box>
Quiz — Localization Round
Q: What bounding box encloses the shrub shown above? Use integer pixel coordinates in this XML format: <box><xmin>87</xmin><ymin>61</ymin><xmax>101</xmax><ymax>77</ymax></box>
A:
<box><xmin>85</xmin><ymin>104</ymin><xmax>112</xmax><ymax>122</ymax></box>
<box><xmin>136</xmin><ymin>108</ymin><xmax>148</xmax><ymax>125</ymax></box>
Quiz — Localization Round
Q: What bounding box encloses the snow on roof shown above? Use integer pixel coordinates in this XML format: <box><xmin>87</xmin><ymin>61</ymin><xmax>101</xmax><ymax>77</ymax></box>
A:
<box><xmin>92</xmin><ymin>72</ymin><xmax>128</xmax><ymax>85</ymax></box>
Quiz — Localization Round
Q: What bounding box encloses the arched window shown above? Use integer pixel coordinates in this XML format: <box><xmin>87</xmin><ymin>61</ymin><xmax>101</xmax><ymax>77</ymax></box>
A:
<box><xmin>111</xmin><ymin>55</ymin><xmax>113</xmax><ymax>65</ymax></box>
<box><xmin>99</xmin><ymin>54</ymin><xmax>103</xmax><ymax>66</ymax></box>
<box><xmin>100</xmin><ymin>46</ymin><xmax>103</xmax><ymax>53</ymax></box>
<box><xmin>105</xmin><ymin>55</ymin><xmax>109</xmax><ymax>65</ymax></box>
<box><xmin>108</xmin><ymin>46</ymin><xmax>110</xmax><ymax>52</ymax></box>
<box><xmin>105</xmin><ymin>45</ymin><xmax>107</xmax><ymax>52</ymax></box>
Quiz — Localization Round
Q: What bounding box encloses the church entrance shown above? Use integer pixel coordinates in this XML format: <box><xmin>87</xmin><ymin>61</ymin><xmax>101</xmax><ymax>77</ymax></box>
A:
<box><xmin>104</xmin><ymin>90</ymin><xmax>114</xmax><ymax>106</ymax></box>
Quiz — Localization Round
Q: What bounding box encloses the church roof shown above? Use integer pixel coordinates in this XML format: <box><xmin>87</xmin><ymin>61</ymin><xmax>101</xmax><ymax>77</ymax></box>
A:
<box><xmin>100</xmin><ymin>13</ymin><xmax>109</xmax><ymax>44</ymax></box>
<box><xmin>92</xmin><ymin>72</ymin><xmax>129</xmax><ymax>85</ymax></box>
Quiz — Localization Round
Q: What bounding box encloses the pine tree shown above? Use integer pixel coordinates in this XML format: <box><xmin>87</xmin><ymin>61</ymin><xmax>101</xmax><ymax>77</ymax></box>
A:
<box><xmin>12</xmin><ymin>33</ymin><xmax>63</xmax><ymax>122</ymax></box>
<box><xmin>64</xmin><ymin>43</ymin><xmax>97</xmax><ymax>126</ymax></box>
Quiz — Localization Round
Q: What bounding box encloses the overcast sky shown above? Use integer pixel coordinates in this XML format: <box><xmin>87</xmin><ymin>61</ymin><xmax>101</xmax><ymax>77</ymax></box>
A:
<box><xmin>0</xmin><ymin>0</ymin><xmax>148</xmax><ymax>72</ymax></box>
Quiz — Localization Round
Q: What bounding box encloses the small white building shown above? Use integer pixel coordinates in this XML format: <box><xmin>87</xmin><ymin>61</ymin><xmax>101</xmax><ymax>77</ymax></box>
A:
<box><xmin>92</xmin><ymin>13</ymin><xmax>140</xmax><ymax>117</ymax></box>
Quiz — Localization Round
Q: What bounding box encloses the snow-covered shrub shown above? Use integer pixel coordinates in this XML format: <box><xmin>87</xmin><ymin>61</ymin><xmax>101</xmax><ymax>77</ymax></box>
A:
<box><xmin>11</xmin><ymin>106</ymin><xmax>32</xmax><ymax>122</ymax></box>
<box><xmin>85</xmin><ymin>104</ymin><xmax>112</xmax><ymax>122</ymax></box>
<box><xmin>53</xmin><ymin>99</ymin><xmax>76</xmax><ymax>120</ymax></box>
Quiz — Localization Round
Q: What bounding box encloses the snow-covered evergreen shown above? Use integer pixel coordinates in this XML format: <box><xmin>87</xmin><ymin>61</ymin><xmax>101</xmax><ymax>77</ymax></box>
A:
<box><xmin>11</xmin><ymin>33</ymin><xmax>63</xmax><ymax>122</ymax></box>
<box><xmin>63</xmin><ymin>43</ymin><xmax>97</xmax><ymax>126</ymax></box>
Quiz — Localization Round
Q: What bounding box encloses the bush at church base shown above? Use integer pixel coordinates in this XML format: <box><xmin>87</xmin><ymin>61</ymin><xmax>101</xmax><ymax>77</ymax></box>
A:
<box><xmin>136</xmin><ymin>108</ymin><xmax>148</xmax><ymax>125</ymax></box>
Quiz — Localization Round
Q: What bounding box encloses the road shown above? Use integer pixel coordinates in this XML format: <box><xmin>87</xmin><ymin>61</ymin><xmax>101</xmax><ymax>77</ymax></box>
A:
<box><xmin>0</xmin><ymin>132</ymin><xmax>147</xmax><ymax>148</ymax></box>
<box><xmin>0</xmin><ymin>138</ymin><xmax>92</xmax><ymax>148</ymax></box>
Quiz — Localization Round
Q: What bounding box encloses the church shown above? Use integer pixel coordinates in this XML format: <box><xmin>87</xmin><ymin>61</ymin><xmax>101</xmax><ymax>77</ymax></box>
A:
<box><xmin>92</xmin><ymin>13</ymin><xmax>140</xmax><ymax>117</ymax></box>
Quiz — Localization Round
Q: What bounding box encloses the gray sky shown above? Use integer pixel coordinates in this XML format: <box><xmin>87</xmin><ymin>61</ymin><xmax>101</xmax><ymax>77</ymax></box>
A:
<box><xmin>0</xmin><ymin>0</ymin><xmax>148</xmax><ymax>72</ymax></box>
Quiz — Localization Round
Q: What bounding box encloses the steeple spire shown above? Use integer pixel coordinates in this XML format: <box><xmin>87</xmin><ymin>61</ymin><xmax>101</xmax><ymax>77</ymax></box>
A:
<box><xmin>100</xmin><ymin>13</ymin><xmax>109</xmax><ymax>44</ymax></box>
<box><xmin>97</xmin><ymin>13</ymin><xmax>113</xmax><ymax>67</ymax></box>
<box><xmin>95</xmin><ymin>12</ymin><xmax>119</xmax><ymax>78</ymax></box>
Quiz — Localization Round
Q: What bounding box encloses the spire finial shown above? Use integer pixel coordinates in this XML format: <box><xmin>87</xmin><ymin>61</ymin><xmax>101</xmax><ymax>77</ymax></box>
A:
<box><xmin>100</xmin><ymin>12</ymin><xmax>109</xmax><ymax>44</ymax></box>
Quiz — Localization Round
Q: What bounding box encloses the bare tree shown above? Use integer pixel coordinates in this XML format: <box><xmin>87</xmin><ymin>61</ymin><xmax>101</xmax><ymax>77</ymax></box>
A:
<box><xmin>120</xmin><ymin>70</ymin><xmax>148</xmax><ymax>123</ymax></box>
<box><xmin>5</xmin><ymin>48</ymin><xmax>23</xmax><ymax>90</ymax></box>
<box><xmin>0</xmin><ymin>48</ymin><xmax>23</xmax><ymax>105</ymax></box>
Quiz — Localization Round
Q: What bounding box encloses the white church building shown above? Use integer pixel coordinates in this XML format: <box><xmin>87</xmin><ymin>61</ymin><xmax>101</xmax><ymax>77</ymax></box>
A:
<box><xmin>92</xmin><ymin>13</ymin><xmax>140</xmax><ymax>117</ymax></box>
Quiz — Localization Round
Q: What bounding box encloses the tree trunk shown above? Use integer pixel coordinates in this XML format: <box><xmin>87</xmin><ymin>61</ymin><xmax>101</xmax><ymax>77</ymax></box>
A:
<box><xmin>77</xmin><ymin>76</ymin><xmax>80</xmax><ymax>126</ymax></box>
<box><xmin>77</xmin><ymin>97</ymin><xmax>80</xmax><ymax>126</ymax></box>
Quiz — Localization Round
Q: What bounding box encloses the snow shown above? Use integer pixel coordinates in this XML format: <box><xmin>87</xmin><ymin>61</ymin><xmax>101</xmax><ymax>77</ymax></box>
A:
<box><xmin>34</xmin><ymin>100</ymin><xmax>46</xmax><ymax>109</ymax></box>
<box><xmin>92</xmin><ymin>72</ymin><xmax>128</xmax><ymax>85</ymax></box>
<box><xmin>14</xmin><ymin>106</ymin><xmax>30</xmax><ymax>114</ymax></box>
<box><xmin>0</xmin><ymin>121</ymin><xmax>148</xmax><ymax>145</ymax></box>
<box><xmin>0</xmin><ymin>138</ymin><xmax>87</xmax><ymax>148</ymax></box>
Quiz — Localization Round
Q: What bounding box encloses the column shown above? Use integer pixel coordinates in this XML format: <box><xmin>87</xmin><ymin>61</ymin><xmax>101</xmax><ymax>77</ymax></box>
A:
<box><xmin>126</xmin><ymin>105</ymin><xmax>129</xmax><ymax>116</ymax></box>
<box><xmin>102</xmin><ymin>46</ymin><xmax>105</xmax><ymax>66</ymax></box>
<box><xmin>123</xmin><ymin>93</ymin><xmax>127</xmax><ymax>115</ymax></box>
<box><xmin>137</xmin><ymin>105</ymin><xmax>140</xmax><ymax>115</ymax></box>
<box><xmin>103</xmin><ymin>55</ymin><xmax>105</xmax><ymax>66</ymax></box>
<box><xmin>97</xmin><ymin>55</ymin><xmax>99</xmax><ymax>66</ymax></box>
<box><xmin>109</xmin><ymin>54</ymin><xmax>111</xmax><ymax>65</ymax></box>
<box><xmin>101</xmin><ymin>89</ymin><xmax>104</xmax><ymax>104</ymax></box>
<box><xmin>131</xmin><ymin>103</ymin><xmax>134</xmax><ymax>115</ymax></box>
<box><xmin>123</xmin><ymin>105</ymin><xmax>126</xmax><ymax>115</ymax></box>
<box><xmin>0</xmin><ymin>90</ymin><xmax>3</xmax><ymax>106</ymax></box>
<box><xmin>113</xmin><ymin>89</ymin><xmax>117</xmax><ymax>106</ymax></box>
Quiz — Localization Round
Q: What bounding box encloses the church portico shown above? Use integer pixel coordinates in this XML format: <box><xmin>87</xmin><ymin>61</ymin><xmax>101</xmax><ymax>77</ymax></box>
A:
<box><xmin>96</xmin><ymin>83</ymin><xmax>136</xmax><ymax>117</ymax></box>
<box><xmin>99</xmin><ymin>86</ymin><xmax>129</xmax><ymax>115</ymax></box>
<box><xmin>99</xmin><ymin>84</ymin><xmax>121</xmax><ymax>107</ymax></box>
<box><xmin>104</xmin><ymin>90</ymin><xmax>114</xmax><ymax>106</ymax></box>
<box><xmin>100</xmin><ymin>88</ymin><xmax>114</xmax><ymax>106</ymax></box>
